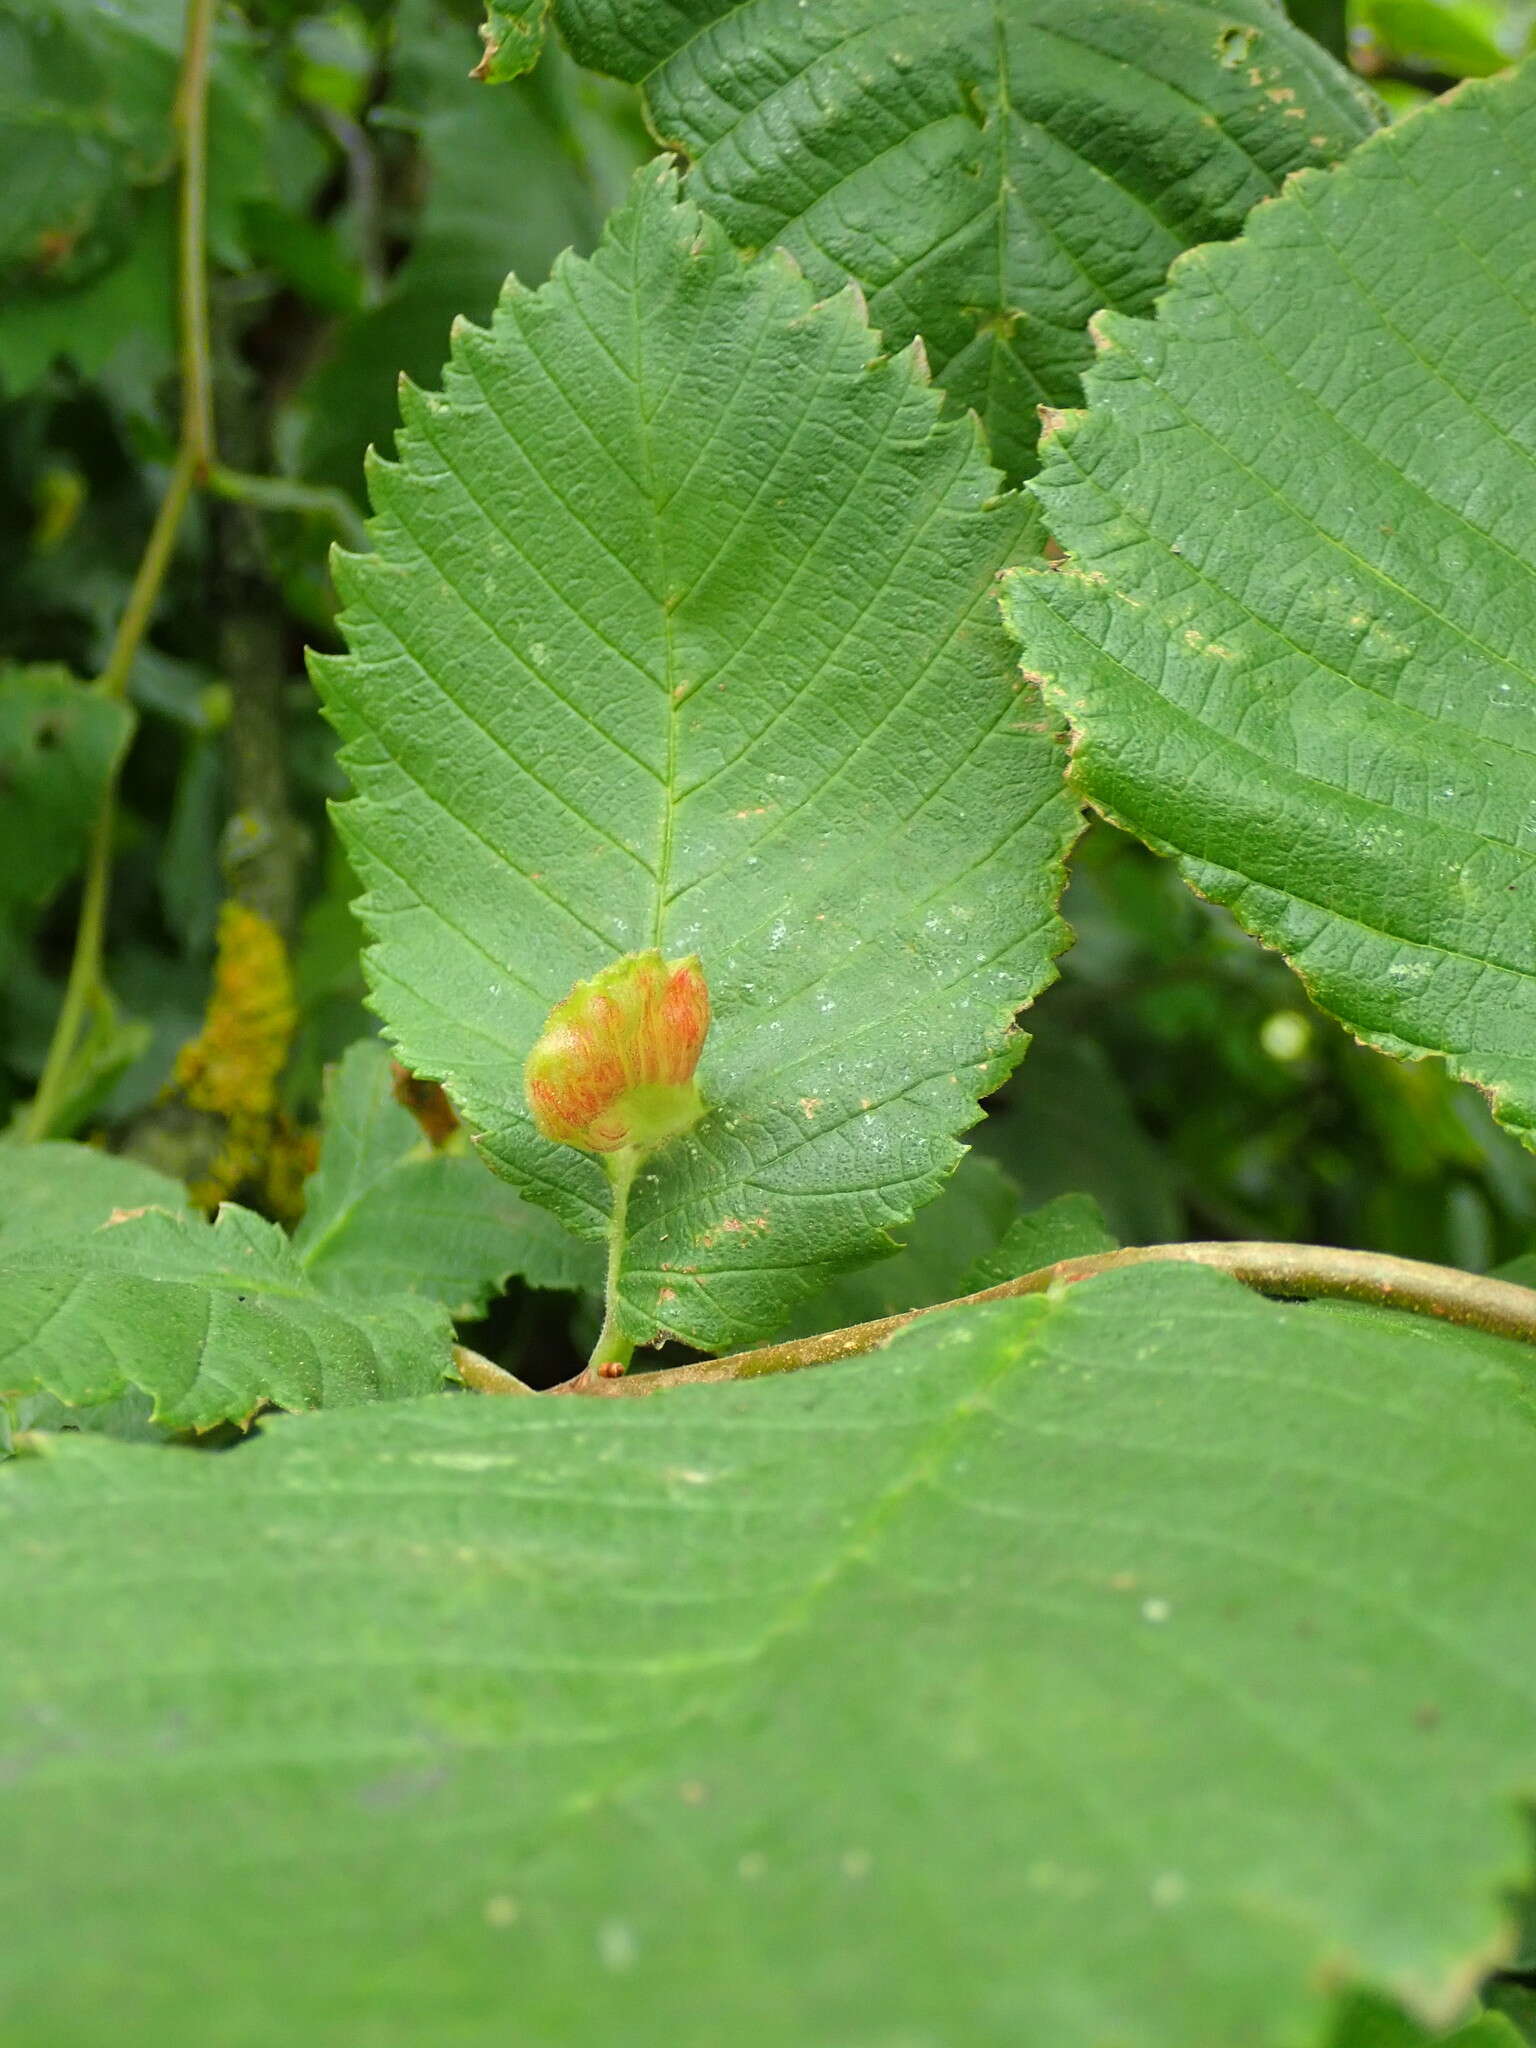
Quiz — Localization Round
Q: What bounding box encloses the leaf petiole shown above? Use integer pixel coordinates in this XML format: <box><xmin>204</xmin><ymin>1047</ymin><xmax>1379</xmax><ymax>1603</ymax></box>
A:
<box><xmin>587</xmin><ymin>1147</ymin><xmax>639</xmax><ymax>1380</ymax></box>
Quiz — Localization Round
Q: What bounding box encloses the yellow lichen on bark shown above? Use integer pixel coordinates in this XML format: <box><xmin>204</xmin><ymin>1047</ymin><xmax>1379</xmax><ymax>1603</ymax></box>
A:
<box><xmin>171</xmin><ymin>901</ymin><xmax>309</xmax><ymax>1213</ymax></box>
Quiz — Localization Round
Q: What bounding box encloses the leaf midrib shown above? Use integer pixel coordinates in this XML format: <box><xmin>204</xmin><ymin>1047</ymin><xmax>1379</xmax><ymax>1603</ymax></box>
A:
<box><xmin>635</xmin><ymin>219</ymin><xmax>684</xmax><ymax>947</ymax></box>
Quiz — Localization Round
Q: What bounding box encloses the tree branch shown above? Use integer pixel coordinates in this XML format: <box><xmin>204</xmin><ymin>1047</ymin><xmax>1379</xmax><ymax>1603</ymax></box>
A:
<box><xmin>557</xmin><ymin>1240</ymin><xmax>1536</xmax><ymax>1399</ymax></box>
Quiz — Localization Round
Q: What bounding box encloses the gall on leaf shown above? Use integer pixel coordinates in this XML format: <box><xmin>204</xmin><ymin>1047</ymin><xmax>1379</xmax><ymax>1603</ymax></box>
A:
<box><xmin>524</xmin><ymin>950</ymin><xmax>709</xmax><ymax>1158</ymax></box>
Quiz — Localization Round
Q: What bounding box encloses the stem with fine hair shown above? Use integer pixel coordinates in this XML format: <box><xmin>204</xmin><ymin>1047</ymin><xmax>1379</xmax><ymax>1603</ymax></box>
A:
<box><xmin>558</xmin><ymin>1239</ymin><xmax>1536</xmax><ymax>1399</ymax></box>
<box><xmin>587</xmin><ymin>1150</ymin><xmax>640</xmax><ymax>1380</ymax></box>
<box><xmin>23</xmin><ymin>0</ymin><xmax>217</xmax><ymax>1142</ymax></box>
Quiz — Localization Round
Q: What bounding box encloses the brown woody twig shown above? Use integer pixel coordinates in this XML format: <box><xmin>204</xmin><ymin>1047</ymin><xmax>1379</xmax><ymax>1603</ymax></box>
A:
<box><xmin>544</xmin><ymin>1240</ymin><xmax>1536</xmax><ymax>1400</ymax></box>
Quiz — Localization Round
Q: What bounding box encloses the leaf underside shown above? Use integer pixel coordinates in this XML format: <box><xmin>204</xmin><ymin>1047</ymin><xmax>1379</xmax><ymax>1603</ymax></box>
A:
<box><xmin>313</xmin><ymin>164</ymin><xmax>1078</xmax><ymax>1354</ymax></box>
<box><xmin>1004</xmin><ymin>66</ymin><xmax>1536</xmax><ymax>1148</ymax></box>
<box><xmin>4</xmin><ymin>1264</ymin><xmax>1535</xmax><ymax>2045</ymax></box>
<box><xmin>553</xmin><ymin>0</ymin><xmax>1379</xmax><ymax>479</ymax></box>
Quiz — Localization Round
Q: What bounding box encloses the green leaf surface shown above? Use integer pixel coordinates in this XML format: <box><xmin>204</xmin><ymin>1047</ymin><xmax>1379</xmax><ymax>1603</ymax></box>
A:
<box><xmin>775</xmin><ymin>1167</ymin><xmax>1115</xmax><ymax>1338</ymax></box>
<box><xmin>959</xmin><ymin>1186</ymin><xmax>1117</xmax><ymax>1288</ymax></box>
<box><xmin>314</xmin><ymin>164</ymin><xmax>1078</xmax><ymax>1353</ymax></box>
<box><xmin>553</xmin><ymin>0</ymin><xmax>1378</xmax><ymax>479</ymax></box>
<box><xmin>1332</xmin><ymin>1992</ymin><xmax>1529</xmax><ymax>2048</ymax></box>
<box><xmin>0</xmin><ymin>1201</ymin><xmax>452</xmax><ymax>1430</ymax></box>
<box><xmin>0</xmin><ymin>665</ymin><xmax>133</xmax><ymax>944</ymax></box>
<box><xmin>0</xmin><ymin>1147</ymin><xmax>190</xmax><ymax>1452</ymax></box>
<box><xmin>772</xmin><ymin>1150</ymin><xmax>1025</xmax><ymax>1336</ymax></box>
<box><xmin>0</xmin><ymin>1141</ymin><xmax>192</xmax><ymax>1254</ymax></box>
<box><xmin>5</xmin><ymin>1263</ymin><xmax>1536</xmax><ymax>2044</ymax></box>
<box><xmin>295</xmin><ymin>1039</ymin><xmax>602</xmax><ymax>1310</ymax></box>
<box><xmin>475</xmin><ymin>0</ymin><xmax>550</xmax><ymax>80</ymax></box>
<box><xmin>4</xmin><ymin>1385</ymin><xmax>163</xmax><ymax>1452</ymax></box>
<box><xmin>1003</xmin><ymin>66</ymin><xmax>1536</xmax><ymax>1149</ymax></box>
<box><xmin>0</xmin><ymin>188</ymin><xmax>176</xmax><ymax>405</ymax></box>
<box><xmin>1487</xmin><ymin>1984</ymin><xmax>1536</xmax><ymax>2044</ymax></box>
<box><xmin>1448</xmin><ymin>2021</ymin><xmax>1528</xmax><ymax>2047</ymax></box>
<box><xmin>0</xmin><ymin>0</ymin><xmax>168</xmax><ymax>285</ymax></box>
<box><xmin>1354</xmin><ymin>0</ymin><xmax>1513</xmax><ymax>76</ymax></box>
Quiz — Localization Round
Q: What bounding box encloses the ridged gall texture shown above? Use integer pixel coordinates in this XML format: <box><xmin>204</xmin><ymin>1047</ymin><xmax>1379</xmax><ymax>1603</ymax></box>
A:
<box><xmin>524</xmin><ymin>951</ymin><xmax>710</xmax><ymax>1156</ymax></box>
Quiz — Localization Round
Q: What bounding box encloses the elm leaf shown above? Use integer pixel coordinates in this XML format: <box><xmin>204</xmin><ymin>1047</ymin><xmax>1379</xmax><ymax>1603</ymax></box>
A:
<box><xmin>551</xmin><ymin>0</ymin><xmax>1378</xmax><ymax>477</ymax></box>
<box><xmin>473</xmin><ymin>0</ymin><xmax>550</xmax><ymax>82</ymax></box>
<box><xmin>0</xmin><ymin>1199</ymin><xmax>452</xmax><ymax>1431</ymax></box>
<box><xmin>313</xmin><ymin>163</ymin><xmax>1078</xmax><ymax>1354</ymax></box>
<box><xmin>4</xmin><ymin>1264</ymin><xmax>1536</xmax><ymax>2043</ymax></box>
<box><xmin>1003</xmin><ymin>66</ymin><xmax>1536</xmax><ymax>1148</ymax></box>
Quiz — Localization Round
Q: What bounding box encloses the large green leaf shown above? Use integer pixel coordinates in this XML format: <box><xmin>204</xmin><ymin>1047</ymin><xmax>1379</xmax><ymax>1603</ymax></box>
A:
<box><xmin>295</xmin><ymin>1039</ymin><xmax>602</xmax><ymax>1309</ymax></box>
<box><xmin>552</xmin><ymin>0</ymin><xmax>1378</xmax><ymax>479</ymax></box>
<box><xmin>4</xmin><ymin>1264</ymin><xmax>1536</xmax><ymax>2043</ymax></box>
<box><xmin>313</xmin><ymin>163</ymin><xmax>1078</xmax><ymax>1354</ymax></box>
<box><xmin>1002</xmin><ymin>66</ymin><xmax>1536</xmax><ymax>1149</ymax></box>
<box><xmin>0</xmin><ymin>1197</ymin><xmax>452</xmax><ymax>1431</ymax></box>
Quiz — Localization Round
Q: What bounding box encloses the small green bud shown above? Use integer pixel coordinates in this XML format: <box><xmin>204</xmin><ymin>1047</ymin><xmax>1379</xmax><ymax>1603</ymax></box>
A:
<box><xmin>524</xmin><ymin>950</ymin><xmax>711</xmax><ymax>1156</ymax></box>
